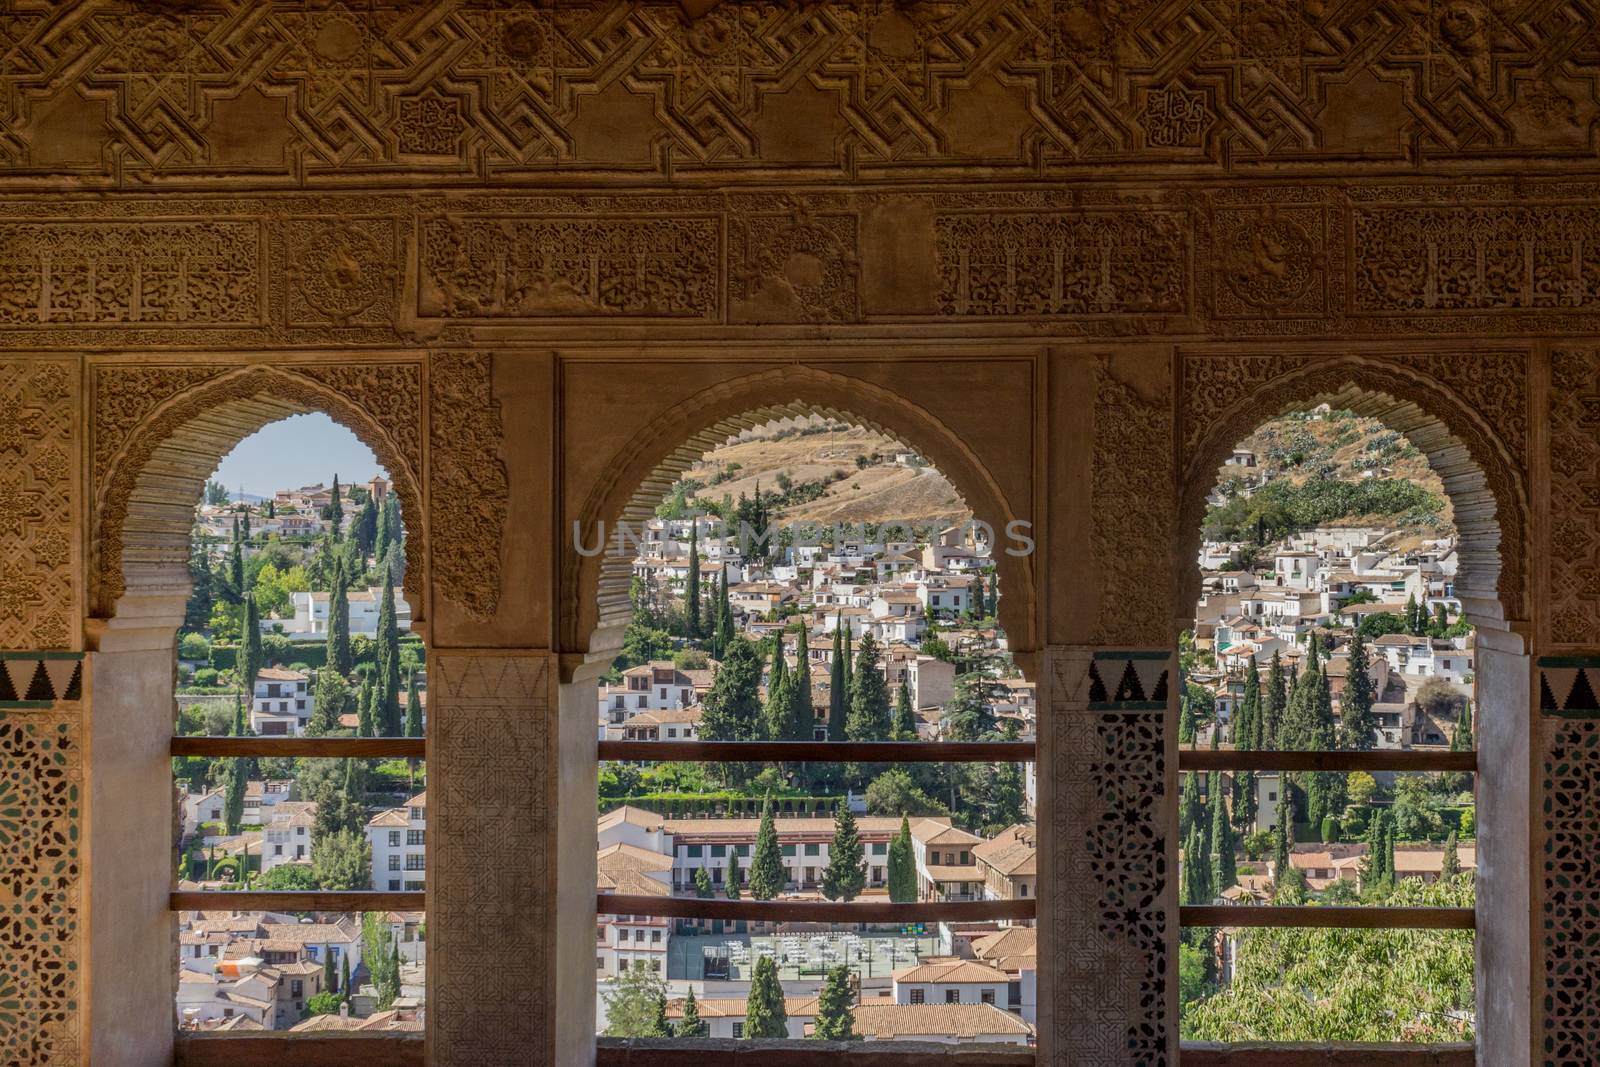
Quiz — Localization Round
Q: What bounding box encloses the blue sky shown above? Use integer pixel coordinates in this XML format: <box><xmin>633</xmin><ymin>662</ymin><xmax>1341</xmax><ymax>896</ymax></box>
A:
<box><xmin>210</xmin><ymin>413</ymin><xmax>385</xmax><ymax>500</ymax></box>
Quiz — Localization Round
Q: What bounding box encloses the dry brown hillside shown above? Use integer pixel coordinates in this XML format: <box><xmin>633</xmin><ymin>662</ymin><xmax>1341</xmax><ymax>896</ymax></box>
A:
<box><xmin>687</xmin><ymin>419</ymin><xmax>970</xmax><ymax>527</ymax></box>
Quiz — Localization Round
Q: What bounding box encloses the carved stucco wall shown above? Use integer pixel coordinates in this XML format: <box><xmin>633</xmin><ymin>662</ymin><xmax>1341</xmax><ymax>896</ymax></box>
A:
<box><xmin>0</xmin><ymin>1</ymin><xmax>1595</xmax><ymax>1064</ymax></box>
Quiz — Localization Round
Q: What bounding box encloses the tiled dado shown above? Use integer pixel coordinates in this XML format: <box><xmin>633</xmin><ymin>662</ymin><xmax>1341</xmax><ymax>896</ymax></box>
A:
<box><xmin>0</xmin><ymin>651</ymin><xmax>83</xmax><ymax>707</ymax></box>
<box><xmin>1540</xmin><ymin>657</ymin><xmax>1600</xmax><ymax>1067</ymax></box>
<box><xmin>0</xmin><ymin>652</ymin><xmax>83</xmax><ymax>1064</ymax></box>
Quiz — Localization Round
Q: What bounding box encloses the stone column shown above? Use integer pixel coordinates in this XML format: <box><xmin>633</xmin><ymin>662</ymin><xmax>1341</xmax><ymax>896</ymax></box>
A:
<box><xmin>427</xmin><ymin>652</ymin><xmax>556</xmax><ymax>1067</ymax></box>
<box><xmin>1037</xmin><ymin>647</ymin><xmax>1177</xmax><ymax>1066</ymax></box>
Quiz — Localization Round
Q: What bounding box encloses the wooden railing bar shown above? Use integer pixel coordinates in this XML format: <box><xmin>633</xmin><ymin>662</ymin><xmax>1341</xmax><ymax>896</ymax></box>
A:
<box><xmin>598</xmin><ymin>740</ymin><xmax>1035</xmax><ymax>762</ymax></box>
<box><xmin>596</xmin><ymin>893</ymin><xmax>1034</xmax><ymax>923</ymax></box>
<box><xmin>171</xmin><ymin>890</ymin><xmax>425</xmax><ymax>912</ymax></box>
<box><xmin>1181</xmin><ymin>1044</ymin><xmax>1474</xmax><ymax>1066</ymax></box>
<box><xmin>171</xmin><ymin>736</ymin><xmax>425</xmax><ymax>758</ymax></box>
<box><xmin>1181</xmin><ymin>905</ymin><xmax>1474</xmax><ymax>930</ymax></box>
<box><xmin>1178</xmin><ymin>750</ymin><xmax>1476</xmax><ymax>773</ymax></box>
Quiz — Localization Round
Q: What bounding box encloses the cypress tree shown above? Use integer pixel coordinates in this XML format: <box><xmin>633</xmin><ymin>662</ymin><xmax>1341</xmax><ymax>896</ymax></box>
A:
<box><xmin>1263</xmin><ymin>651</ymin><xmax>1286</xmax><ymax>750</ymax></box>
<box><xmin>841</xmin><ymin>626</ymin><xmax>853</xmax><ymax>697</ymax></box>
<box><xmin>887</xmin><ymin>815</ymin><xmax>916</xmax><ymax>902</ymax></box>
<box><xmin>700</xmin><ymin>637</ymin><xmax>763</xmax><ymax>743</ymax></box>
<box><xmin>1182</xmin><ymin>824</ymin><xmax>1205</xmax><ymax>905</ymax></box>
<box><xmin>1210</xmin><ymin>778</ymin><xmax>1236</xmax><ymax>894</ymax></box>
<box><xmin>240</xmin><ymin>592</ymin><xmax>263</xmax><ymax>692</ymax></box>
<box><xmin>845</xmin><ymin>633</ymin><xmax>891</xmax><ymax>741</ymax></box>
<box><xmin>892</xmin><ymin>680</ymin><xmax>916</xmax><ymax>741</ymax></box>
<box><xmin>404</xmin><ymin>672</ymin><xmax>423</xmax><ymax>738</ymax></box>
<box><xmin>651</xmin><ymin>991</ymin><xmax>670</xmax><ymax>1038</ymax></box>
<box><xmin>788</xmin><ymin>636</ymin><xmax>815</xmax><ymax>742</ymax></box>
<box><xmin>813</xmin><ymin>965</ymin><xmax>859</xmax><ymax>1040</ymax></box>
<box><xmin>763</xmin><ymin>637</ymin><xmax>797</xmax><ymax>743</ymax></box>
<box><xmin>678</xmin><ymin>987</ymin><xmax>706</xmax><ymax>1037</ymax></box>
<box><xmin>1179</xmin><ymin>689</ymin><xmax>1197</xmax><ymax>746</ymax></box>
<box><xmin>1451</xmin><ymin>699</ymin><xmax>1474</xmax><ymax>751</ymax></box>
<box><xmin>694</xmin><ymin>865</ymin><xmax>714</xmax><ymax>899</ymax></box>
<box><xmin>357</xmin><ymin>678</ymin><xmax>375</xmax><ymax>738</ymax></box>
<box><xmin>323</xmin><ymin>948</ymin><xmax>337</xmax><ymax>995</ymax></box>
<box><xmin>826</xmin><ymin>622</ymin><xmax>848</xmax><ymax>742</ymax></box>
<box><xmin>223</xmin><ymin>753</ymin><xmax>248</xmax><ymax>834</ymax></box>
<box><xmin>1272</xmin><ymin>817</ymin><xmax>1293</xmax><ymax>895</ymax></box>
<box><xmin>328</xmin><ymin>557</ymin><xmax>352</xmax><ymax>676</ymax></box>
<box><xmin>1180</xmin><ymin>771</ymin><xmax>1201</xmax><ymax>843</ymax></box>
<box><xmin>725</xmin><ymin>851</ymin><xmax>741</xmax><ymax>899</ymax></box>
<box><xmin>228</xmin><ymin>535</ymin><xmax>245</xmax><ymax>598</ymax></box>
<box><xmin>685</xmin><ymin>520</ymin><xmax>701</xmax><ymax>638</ymax></box>
<box><xmin>821</xmin><ymin>800</ymin><xmax>866</xmax><ymax>902</ymax></box>
<box><xmin>1339</xmin><ymin>631</ymin><xmax>1378</xmax><ymax>750</ymax></box>
<box><xmin>341</xmin><ymin>954</ymin><xmax>350</xmax><ymax>1001</ymax></box>
<box><xmin>1441</xmin><ymin>830</ymin><xmax>1462</xmax><ymax>880</ymax></box>
<box><xmin>711</xmin><ymin>566</ymin><xmax>732</xmax><ymax>659</ymax></box>
<box><xmin>745</xmin><ymin>956</ymin><xmax>788</xmax><ymax>1039</ymax></box>
<box><xmin>329</xmin><ymin>475</ymin><xmax>343</xmax><ymax>533</ymax></box>
<box><xmin>376</xmin><ymin>575</ymin><xmax>402</xmax><ymax>735</ymax></box>
<box><xmin>747</xmin><ymin>795</ymin><xmax>785</xmax><ymax>900</ymax></box>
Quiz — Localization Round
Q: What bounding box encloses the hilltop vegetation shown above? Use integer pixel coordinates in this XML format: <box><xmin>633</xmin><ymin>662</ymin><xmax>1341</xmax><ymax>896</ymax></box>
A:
<box><xmin>1204</xmin><ymin>410</ymin><xmax>1453</xmax><ymax>544</ymax></box>
<box><xmin>662</xmin><ymin>418</ymin><xmax>969</xmax><ymax>528</ymax></box>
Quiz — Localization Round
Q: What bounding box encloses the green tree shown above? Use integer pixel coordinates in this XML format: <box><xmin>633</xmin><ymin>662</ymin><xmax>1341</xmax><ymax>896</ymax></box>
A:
<box><xmin>887</xmin><ymin>815</ymin><xmax>917</xmax><ymax>903</ymax></box>
<box><xmin>602</xmin><ymin>962</ymin><xmax>670</xmax><ymax>1037</ymax></box>
<box><xmin>307</xmin><ymin>668</ymin><xmax>348</xmax><ymax>736</ymax></box>
<box><xmin>341</xmin><ymin>955</ymin><xmax>351</xmax><ymax>1004</ymax></box>
<box><xmin>1183</xmin><ymin>877</ymin><xmax>1475</xmax><ymax>1042</ymax></box>
<box><xmin>744</xmin><ymin>956</ymin><xmax>788</xmax><ymax>1039</ymax></box>
<box><xmin>204</xmin><ymin>479</ymin><xmax>230</xmax><ymax>506</ymax></box>
<box><xmin>892</xmin><ymin>680</ymin><xmax>916</xmax><ymax>741</ymax></box>
<box><xmin>352</xmin><ymin>499</ymin><xmax>378</xmax><ymax>561</ymax></box>
<box><xmin>685</xmin><ymin>520</ymin><xmax>701</xmax><ymax>639</ymax></box>
<box><xmin>694</xmin><ymin>865</ymin><xmax>714</xmax><ymax>899</ymax></box>
<box><xmin>845</xmin><ymin>633</ymin><xmax>891</xmax><ymax>741</ymax></box>
<box><xmin>763</xmin><ymin>637</ymin><xmax>798</xmax><ymax>743</ymax></box>
<box><xmin>1338</xmin><ymin>631</ymin><xmax>1378</xmax><ymax>750</ymax></box>
<box><xmin>311</xmin><ymin>828</ymin><xmax>371</xmax><ymax>890</ymax></box>
<box><xmin>239</xmin><ymin>593</ymin><xmax>263</xmax><ymax>692</ymax></box>
<box><xmin>700</xmin><ymin>638</ymin><xmax>762</xmax><ymax>743</ymax></box>
<box><xmin>677</xmin><ymin>987</ymin><xmax>706</xmax><ymax>1037</ymax></box>
<box><xmin>1451</xmin><ymin>700</ymin><xmax>1474</xmax><ymax>752</ymax></box>
<box><xmin>1263</xmin><ymin>652</ymin><xmax>1286</xmax><ymax>750</ymax></box>
<box><xmin>322</xmin><ymin>945</ymin><xmax>337</xmax><ymax>995</ymax></box>
<box><xmin>306</xmin><ymin>990</ymin><xmax>343</xmax><ymax>1017</ymax></box>
<box><xmin>327</xmin><ymin>557</ymin><xmax>353</xmax><ymax>675</ymax></box>
<box><xmin>375</xmin><ymin>576</ymin><xmax>402</xmax><ymax>736</ymax></box>
<box><xmin>864</xmin><ymin>767</ymin><xmax>947</xmax><ymax>817</ymax></box>
<box><xmin>826</xmin><ymin>623</ymin><xmax>848</xmax><ymax>743</ymax></box>
<box><xmin>328</xmin><ymin>475</ymin><xmax>344</xmax><ymax>533</ymax></box>
<box><xmin>1441</xmin><ymin>831</ymin><xmax>1462</xmax><ymax>880</ymax></box>
<box><xmin>404</xmin><ymin>671</ymin><xmax>423</xmax><ymax>738</ymax></box>
<box><xmin>712</xmin><ymin>566</ymin><xmax>734</xmax><ymax>660</ymax></box>
<box><xmin>821</xmin><ymin>801</ymin><xmax>866</xmax><ymax>902</ymax></box>
<box><xmin>1180</xmin><ymin>770</ymin><xmax>1202</xmax><ymax>843</ymax></box>
<box><xmin>222</xmin><ymin>755</ymin><xmax>248</xmax><ymax>835</ymax></box>
<box><xmin>725</xmin><ymin>851</ymin><xmax>742</xmax><ymax>899</ymax></box>
<box><xmin>1179</xmin><ymin>688</ymin><xmax>1198</xmax><ymax>746</ymax></box>
<box><xmin>813</xmin><ymin>965</ymin><xmax>859</xmax><ymax>1040</ymax></box>
<box><xmin>356</xmin><ymin>678</ymin><xmax>376</xmax><ymax>738</ymax></box>
<box><xmin>747</xmin><ymin>795</ymin><xmax>785</xmax><ymax>900</ymax></box>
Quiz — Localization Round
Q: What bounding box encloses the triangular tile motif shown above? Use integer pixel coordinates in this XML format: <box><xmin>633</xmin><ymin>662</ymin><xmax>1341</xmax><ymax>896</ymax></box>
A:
<box><xmin>24</xmin><ymin>661</ymin><xmax>53</xmax><ymax>701</ymax></box>
<box><xmin>42</xmin><ymin>659</ymin><xmax>78</xmax><ymax>700</ymax></box>
<box><xmin>61</xmin><ymin>661</ymin><xmax>81</xmax><ymax>701</ymax></box>
<box><xmin>1542</xmin><ymin>672</ymin><xmax>1565</xmax><ymax>713</ymax></box>
<box><xmin>1567</xmin><ymin>669</ymin><xmax>1600</xmax><ymax>714</ymax></box>
<box><xmin>0</xmin><ymin>663</ymin><xmax>17</xmax><ymax>702</ymax></box>
<box><xmin>1087</xmin><ymin>660</ymin><xmax>1109</xmax><ymax>703</ymax></box>
<box><xmin>1112</xmin><ymin>660</ymin><xmax>1145</xmax><ymax>703</ymax></box>
<box><xmin>1131</xmin><ymin>658</ymin><xmax>1168</xmax><ymax>703</ymax></box>
<box><xmin>1544</xmin><ymin>668</ymin><xmax>1581</xmax><ymax>712</ymax></box>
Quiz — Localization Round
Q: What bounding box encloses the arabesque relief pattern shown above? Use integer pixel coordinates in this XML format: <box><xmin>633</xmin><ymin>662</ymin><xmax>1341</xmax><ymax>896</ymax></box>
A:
<box><xmin>1549</xmin><ymin>350</ymin><xmax>1600</xmax><ymax>648</ymax></box>
<box><xmin>0</xmin><ymin>359</ymin><xmax>76</xmax><ymax>652</ymax></box>
<box><xmin>4</xmin><ymin>182</ymin><xmax>1600</xmax><ymax>343</ymax></box>
<box><xmin>2</xmin><ymin>0</ymin><xmax>1600</xmax><ymax>183</ymax></box>
<box><xmin>429</xmin><ymin>654</ymin><xmax>553</xmax><ymax>1067</ymax></box>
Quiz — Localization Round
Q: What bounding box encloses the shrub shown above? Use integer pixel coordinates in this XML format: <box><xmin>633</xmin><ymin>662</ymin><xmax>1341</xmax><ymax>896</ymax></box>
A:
<box><xmin>179</xmin><ymin>633</ymin><xmax>211</xmax><ymax>660</ymax></box>
<box><xmin>193</xmin><ymin>668</ymin><xmax>220</xmax><ymax>688</ymax></box>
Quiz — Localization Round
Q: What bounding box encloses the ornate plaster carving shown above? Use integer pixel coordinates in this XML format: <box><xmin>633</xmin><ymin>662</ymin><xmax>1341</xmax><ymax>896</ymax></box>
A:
<box><xmin>0</xmin><ymin>358</ymin><xmax>77</xmax><ymax>651</ymax></box>
<box><xmin>428</xmin><ymin>653</ymin><xmax>553</xmax><ymax>1067</ymax></box>
<box><xmin>428</xmin><ymin>352</ymin><xmax>508</xmax><ymax>620</ymax></box>
<box><xmin>4</xmin><ymin>1</ymin><xmax>1600</xmax><ymax>183</ymax></box>
<box><xmin>90</xmin><ymin>362</ymin><xmax>425</xmax><ymax>617</ymax></box>
<box><xmin>1549</xmin><ymin>350</ymin><xmax>1600</xmax><ymax>647</ymax></box>
<box><xmin>1093</xmin><ymin>358</ymin><xmax>1175</xmax><ymax>648</ymax></box>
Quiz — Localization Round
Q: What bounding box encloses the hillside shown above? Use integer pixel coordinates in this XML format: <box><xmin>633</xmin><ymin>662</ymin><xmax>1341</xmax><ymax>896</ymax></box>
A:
<box><xmin>1207</xmin><ymin>408</ymin><xmax>1455</xmax><ymax>542</ymax></box>
<box><xmin>682</xmin><ymin>419</ymin><xmax>970</xmax><ymax>527</ymax></box>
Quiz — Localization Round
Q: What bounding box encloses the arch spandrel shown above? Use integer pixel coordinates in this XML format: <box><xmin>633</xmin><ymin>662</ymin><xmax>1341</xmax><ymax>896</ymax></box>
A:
<box><xmin>89</xmin><ymin>362</ymin><xmax>427</xmax><ymax>626</ymax></box>
<box><xmin>561</xmin><ymin>362</ymin><xmax>1038</xmax><ymax>661</ymax></box>
<box><xmin>1177</xmin><ymin>353</ymin><xmax>1531</xmax><ymax>629</ymax></box>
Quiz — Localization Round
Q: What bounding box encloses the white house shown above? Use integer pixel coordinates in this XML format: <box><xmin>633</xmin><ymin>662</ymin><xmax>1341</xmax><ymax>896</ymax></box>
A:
<box><xmin>249</xmin><ymin>668</ymin><xmax>312</xmax><ymax>736</ymax></box>
<box><xmin>366</xmin><ymin>791</ymin><xmax>426</xmax><ymax>892</ymax></box>
<box><xmin>285</xmin><ymin>587</ymin><xmax>411</xmax><ymax>639</ymax></box>
<box><xmin>259</xmin><ymin>801</ymin><xmax>316</xmax><ymax>873</ymax></box>
<box><xmin>894</xmin><ymin>959</ymin><xmax>1013</xmax><ymax>1011</ymax></box>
